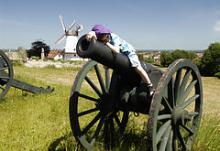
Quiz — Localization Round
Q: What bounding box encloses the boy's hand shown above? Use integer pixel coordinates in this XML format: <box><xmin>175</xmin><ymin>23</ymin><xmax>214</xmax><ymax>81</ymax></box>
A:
<box><xmin>86</xmin><ymin>31</ymin><xmax>97</xmax><ymax>41</ymax></box>
<box><xmin>106</xmin><ymin>42</ymin><xmax>120</xmax><ymax>53</ymax></box>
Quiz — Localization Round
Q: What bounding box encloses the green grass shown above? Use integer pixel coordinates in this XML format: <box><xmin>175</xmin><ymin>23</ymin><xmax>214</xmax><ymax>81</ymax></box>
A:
<box><xmin>0</xmin><ymin>65</ymin><xmax>220</xmax><ymax>151</ymax></box>
<box><xmin>193</xmin><ymin>115</ymin><xmax>220</xmax><ymax>151</ymax></box>
<box><xmin>0</xmin><ymin>66</ymin><xmax>75</xmax><ymax>151</ymax></box>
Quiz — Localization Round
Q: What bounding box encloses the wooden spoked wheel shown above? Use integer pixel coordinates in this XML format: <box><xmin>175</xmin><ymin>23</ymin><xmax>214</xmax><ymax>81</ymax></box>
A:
<box><xmin>147</xmin><ymin>59</ymin><xmax>203</xmax><ymax>151</ymax></box>
<box><xmin>69</xmin><ymin>60</ymin><xmax>129</xmax><ymax>150</ymax></box>
<box><xmin>0</xmin><ymin>50</ymin><xmax>13</xmax><ymax>100</ymax></box>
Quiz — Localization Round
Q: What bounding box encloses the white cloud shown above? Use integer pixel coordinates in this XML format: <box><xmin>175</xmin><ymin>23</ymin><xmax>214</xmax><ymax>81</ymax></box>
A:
<box><xmin>214</xmin><ymin>21</ymin><xmax>220</xmax><ymax>32</ymax></box>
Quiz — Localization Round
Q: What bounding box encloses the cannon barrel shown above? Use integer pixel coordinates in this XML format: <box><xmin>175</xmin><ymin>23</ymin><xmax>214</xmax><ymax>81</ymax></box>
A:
<box><xmin>76</xmin><ymin>35</ymin><xmax>141</xmax><ymax>84</ymax></box>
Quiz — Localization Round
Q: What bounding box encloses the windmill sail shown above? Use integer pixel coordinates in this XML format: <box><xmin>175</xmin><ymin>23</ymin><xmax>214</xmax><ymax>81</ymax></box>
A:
<box><xmin>55</xmin><ymin>15</ymin><xmax>83</xmax><ymax>60</ymax></box>
<box><xmin>55</xmin><ymin>34</ymin><xmax>66</xmax><ymax>45</ymax></box>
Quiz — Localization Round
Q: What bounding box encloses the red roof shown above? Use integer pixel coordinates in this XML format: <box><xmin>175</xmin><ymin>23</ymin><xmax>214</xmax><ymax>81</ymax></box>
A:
<box><xmin>47</xmin><ymin>51</ymin><xmax>62</xmax><ymax>58</ymax></box>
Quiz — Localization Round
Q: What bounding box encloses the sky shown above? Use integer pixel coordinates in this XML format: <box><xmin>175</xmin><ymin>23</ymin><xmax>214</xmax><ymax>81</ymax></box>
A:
<box><xmin>0</xmin><ymin>0</ymin><xmax>220</xmax><ymax>50</ymax></box>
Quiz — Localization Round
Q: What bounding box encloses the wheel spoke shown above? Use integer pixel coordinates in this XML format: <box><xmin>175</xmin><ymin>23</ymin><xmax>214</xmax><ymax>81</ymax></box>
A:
<box><xmin>181</xmin><ymin>80</ymin><xmax>197</xmax><ymax>104</ymax></box>
<box><xmin>168</xmin><ymin>77</ymin><xmax>174</xmax><ymax>108</ymax></box>
<box><xmin>105</xmin><ymin>68</ymin><xmax>110</xmax><ymax>91</ymax></box>
<box><xmin>174</xmin><ymin>69</ymin><xmax>182</xmax><ymax>103</ymax></box>
<box><xmin>0</xmin><ymin>76</ymin><xmax>10</xmax><ymax>80</ymax></box>
<box><xmin>156</xmin><ymin>120</ymin><xmax>171</xmax><ymax>144</ymax></box>
<box><xmin>81</xmin><ymin>112</ymin><xmax>101</xmax><ymax>135</ymax></box>
<box><xmin>113</xmin><ymin>114</ymin><xmax>122</xmax><ymax>130</ymax></box>
<box><xmin>0</xmin><ymin>67</ymin><xmax>8</xmax><ymax>71</ymax></box>
<box><xmin>85</xmin><ymin>76</ymin><xmax>102</xmax><ymax>97</ymax></box>
<box><xmin>94</xmin><ymin>65</ymin><xmax>107</xmax><ymax>94</ymax></box>
<box><xmin>78</xmin><ymin>108</ymin><xmax>99</xmax><ymax>117</ymax></box>
<box><xmin>188</xmin><ymin>111</ymin><xmax>199</xmax><ymax>116</ymax></box>
<box><xmin>157</xmin><ymin>114</ymin><xmax>172</xmax><ymax>121</ymax></box>
<box><xmin>177</xmin><ymin>69</ymin><xmax>191</xmax><ymax>104</ymax></box>
<box><xmin>176</xmin><ymin>126</ymin><xmax>187</xmax><ymax>150</ymax></box>
<box><xmin>104</xmin><ymin>119</ymin><xmax>110</xmax><ymax>150</ymax></box>
<box><xmin>78</xmin><ymin>93</ymin><xmax>99</xmax><ymax>102</ymax></box>
<box><xmin>159</xmin><ymin>125</ymin><xmax>171</xmax><ymax>151</ymax></box>
<box><xmin>182</xmin><ymin>94</ymin><xmax>199</xmax><ymax>109</ymax></box>
<box><xmin>173</xmin><ymin>127</ymin><xmax>177</xmax><ymax>150</ymax></box>
<box><xmin>166</xmin><ymin>130</ymin><xmax>173</xmax><ymax>151</ymax></box>
<box><xmin>92</xmin><ymin>116</ymin><xmax>105</xmax><ymax>139</ymax></box>
<box><xmin>187</xmin><ymin>111</ymin><xmax>199</xmax><ymax>120</ymax></box>
<box><xmin>109</xmin><ymin>118</ymin><xmax>116</xmax><ymax>148</ymax></box>
<box><xmin>162</xmin><ymin>97</ymin><xmax>173</xmax><ymax>112</ymax></box>
<box><xmin>180</xmin><ymin>124</ymin><xmax>194</xmax><ymax>135</ymax></box>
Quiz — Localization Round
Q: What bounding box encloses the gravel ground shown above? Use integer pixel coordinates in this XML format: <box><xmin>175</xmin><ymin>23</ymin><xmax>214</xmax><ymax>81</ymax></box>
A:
<box><xmin>24</xmin><ymin>60</ymin><xmax>84</xmax><ymax>68</ymax></box>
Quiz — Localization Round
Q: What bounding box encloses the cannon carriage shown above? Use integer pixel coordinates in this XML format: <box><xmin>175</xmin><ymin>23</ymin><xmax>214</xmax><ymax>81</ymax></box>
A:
<box><xmin>69</xmin><ymin>36</ymin><xmax>203</xmax><ymax>151</ymax></box>
<box><xmin>0</xmin><ymin>50</ymin><xmax>54</xmax><ymax>100</ymax></box>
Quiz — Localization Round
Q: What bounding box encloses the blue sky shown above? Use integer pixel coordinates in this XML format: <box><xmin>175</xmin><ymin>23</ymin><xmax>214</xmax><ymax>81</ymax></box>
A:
<box><xmin>0</xmin><ymin>0</ymin><xmax>220</xmax><ymax>50</ymax></box>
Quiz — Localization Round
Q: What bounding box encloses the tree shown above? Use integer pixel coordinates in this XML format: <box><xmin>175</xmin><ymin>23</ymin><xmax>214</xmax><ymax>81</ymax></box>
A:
<box><xmin>171</xmin><ymin>49</ymin><xmax>197</xmax><ymax>61</ymax></box>
<box><xmin>27</xmin><ymin>40</ymin><xmax>50</xmax><ymax>58</ymax></box>
<box><xmin>199</xmin><ymin>42</ymin><xmax>220</xmax><ymax>76</ymax></box>
<box><xmin>160</xmin><ymin>50</ymin><xmax>197</xmax><ymax>67</ymax></box>
<box><xmin>160</xmin><ymin>51</ymin><xmax>173</xmax><ymax>67</ymax></box>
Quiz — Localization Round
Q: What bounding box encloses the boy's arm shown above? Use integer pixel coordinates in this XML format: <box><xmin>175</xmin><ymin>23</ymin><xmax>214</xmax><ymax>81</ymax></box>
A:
<box><xmin>86</xmin><ymin>31</ymin><xmax>97</xmax><ymax>40</ymax></box>
<box><xmin>105</xmin><ymin>42</ymin><xmax>120</xmax><ymax>53</ymax></box>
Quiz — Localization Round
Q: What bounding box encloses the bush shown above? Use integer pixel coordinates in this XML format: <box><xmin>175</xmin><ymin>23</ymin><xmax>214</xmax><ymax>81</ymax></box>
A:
<box><xmin>199</xmin><ymin>43</ymin><xmax>220</xmax><ymax>76</ymax></box>
<box><xmin>215</xmin><ymin>72</ymin><xmax>220</xmax><ymax>78</ymax></box>
<box><xmin>160</xmin><ymin>51</ymin><xmax>171</xmax><ymax>67</ymax></box>
<box><xmin>17</xmin><ymin>47</ymin><xmax>27</xmax><ymax>62</ymax></box>
<box><xmin>144</xmin><ymin>56</ymin><xmax>155</xmax><ymax>64</ymax></box>
<box><xmin>11</xmin><ymin>60</ymin><xmax>24</xmax><ymax>66</ymax></box>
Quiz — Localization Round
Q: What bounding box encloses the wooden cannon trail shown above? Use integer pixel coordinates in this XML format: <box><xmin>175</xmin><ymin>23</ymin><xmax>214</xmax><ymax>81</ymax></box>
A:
<box><xmin>0</xmin><ymin>50</ymin><xmax>54</xmax><ymax>100</ymax></box>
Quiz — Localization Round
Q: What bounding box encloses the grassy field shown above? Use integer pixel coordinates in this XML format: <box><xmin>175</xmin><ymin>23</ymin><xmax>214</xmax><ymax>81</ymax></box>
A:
<box><xmin>0</xmin><ymin>63</ymin><xmax>220</xmax><ymax>151</ymax></box>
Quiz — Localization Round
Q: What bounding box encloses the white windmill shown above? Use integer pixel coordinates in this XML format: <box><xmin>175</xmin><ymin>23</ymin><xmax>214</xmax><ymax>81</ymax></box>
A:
<box><xmin>55</xmin><ymin>15</ymin><xmax>83</xmax><ymax>60</ymax></box>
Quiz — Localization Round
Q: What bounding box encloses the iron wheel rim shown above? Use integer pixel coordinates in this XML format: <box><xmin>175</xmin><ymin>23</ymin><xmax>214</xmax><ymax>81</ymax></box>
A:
<box><xmin>147</xmin><ymin>59</ymin><xmax>203</xmax><ymax>151</ymax></box>
<box><xmin>69</xmin><ymin>60</ymin><xmax>129</xmax><ymax>150</ymax></box>
<box><xmin>0</xmin><ymin>50</ymin><xmax>13</xmax><ymax>100</ymax></box>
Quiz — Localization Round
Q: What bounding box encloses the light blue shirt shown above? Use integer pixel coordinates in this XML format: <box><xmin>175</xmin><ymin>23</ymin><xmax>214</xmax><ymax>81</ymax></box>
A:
<box><xmin>109</xmin><ymin>33</ymin><xmax>141</xmax><ymax>67</ymax></box>
<box><xmin>109</xmin><ymin>33</ymin><xmax>136</xmax><ymax>56</ymax></box>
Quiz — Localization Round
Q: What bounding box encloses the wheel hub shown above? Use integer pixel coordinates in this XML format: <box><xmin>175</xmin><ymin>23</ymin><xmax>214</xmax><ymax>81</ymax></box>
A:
<box><xmin>172</xmin><ymin>107</ymin><xmax>190</xmax><ymax>125</ymax></box>
<box><xmin>98</xmin><ymin>94</ymin><xmax>118</xmax><ymax>116</ymax></box>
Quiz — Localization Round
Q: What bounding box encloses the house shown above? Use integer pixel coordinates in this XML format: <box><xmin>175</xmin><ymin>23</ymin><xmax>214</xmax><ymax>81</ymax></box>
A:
<box><xmin>47</xmin><ymin>50</ymin><xmax>63</xmax><ymax>60</ymax></box>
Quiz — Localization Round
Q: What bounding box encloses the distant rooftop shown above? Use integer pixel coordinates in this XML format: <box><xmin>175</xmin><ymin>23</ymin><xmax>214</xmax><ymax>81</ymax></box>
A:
<box><xmin>137</xmin><ymin>49</ymin><xmax>204</xmax><ymax>53</ymax></box>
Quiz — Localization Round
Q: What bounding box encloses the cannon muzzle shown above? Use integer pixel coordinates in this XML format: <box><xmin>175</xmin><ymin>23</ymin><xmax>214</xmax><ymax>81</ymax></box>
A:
<box><xmin>76</xmin><ymin>35</ymin><xmax>141</xmax><ymax>85</ymax></box>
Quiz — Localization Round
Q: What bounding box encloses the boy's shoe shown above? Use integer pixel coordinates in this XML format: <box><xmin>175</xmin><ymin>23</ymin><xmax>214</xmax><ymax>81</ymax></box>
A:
<box><xmin>146</xmin><ymin>83</ymin><xmax>155</xmax><ymax>97</ymax></box>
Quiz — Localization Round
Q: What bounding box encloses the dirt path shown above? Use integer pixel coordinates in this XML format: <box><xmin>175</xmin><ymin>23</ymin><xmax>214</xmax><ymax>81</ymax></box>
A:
<box><xmin>24</xmin><ymin>60</ymin><xmax>83</xmax><ymax>68</ymax></box>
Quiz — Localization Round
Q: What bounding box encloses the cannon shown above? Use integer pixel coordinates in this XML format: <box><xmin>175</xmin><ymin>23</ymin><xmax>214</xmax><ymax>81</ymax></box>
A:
<box><xmin>0</xmin><ymin>50</ymin><xmax>54</xmax><ymax>100</ymax></box>
<box><xmin>69</xmin><ymin>35</ymin><xmax>203</xmax><ymax>150</ymax></box>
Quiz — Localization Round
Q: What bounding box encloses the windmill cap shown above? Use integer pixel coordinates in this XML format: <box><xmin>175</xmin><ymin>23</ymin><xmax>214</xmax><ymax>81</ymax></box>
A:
<box><xmin>92</xmin><ymin>25</ymin><xmax>112</xmax><ymax>35</ymax></box>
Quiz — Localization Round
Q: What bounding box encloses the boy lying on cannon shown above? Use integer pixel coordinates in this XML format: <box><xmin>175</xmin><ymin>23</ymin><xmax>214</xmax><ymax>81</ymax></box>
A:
<box><xmin>81</xmin><ymin>24</ymin><xmax>155</xmax><ymax>96</ymax></box>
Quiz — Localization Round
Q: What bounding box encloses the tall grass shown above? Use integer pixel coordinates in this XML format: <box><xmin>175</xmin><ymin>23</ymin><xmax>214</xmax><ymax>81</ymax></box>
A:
<box><xmin>0</xmin><ymin>65</ymin><xmax>219</xmax><ymax>150</ymax></box>
<box><xmin>193</xmin><ymin>115</ymin><xmax>220</xmax><ymax>151</ymax></box>
<box><xmin>0</xmin><ymin>66</ymin><xmax>75</xmax><ymax>151</ymax></box>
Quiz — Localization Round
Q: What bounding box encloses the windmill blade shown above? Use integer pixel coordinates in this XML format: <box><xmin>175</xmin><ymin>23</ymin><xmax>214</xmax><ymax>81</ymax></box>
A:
<box><xmin>77</xmin><ymin>24</ymin><xmax>83</xmax><ymax>32</ymax></box>
<box><xmin>59</xmin><ymin>15</ymin><xmax>66</xmax><ymax>31</ymax></box>
<box><xmin>67</xmin><ymin>20</ymin><xmax>76</xmax><ymax>31</ymax></box>
<box><xmin>55</xmin><ymin>34</ymin><xmax>66</xmax><ymax>44</ymax></box>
